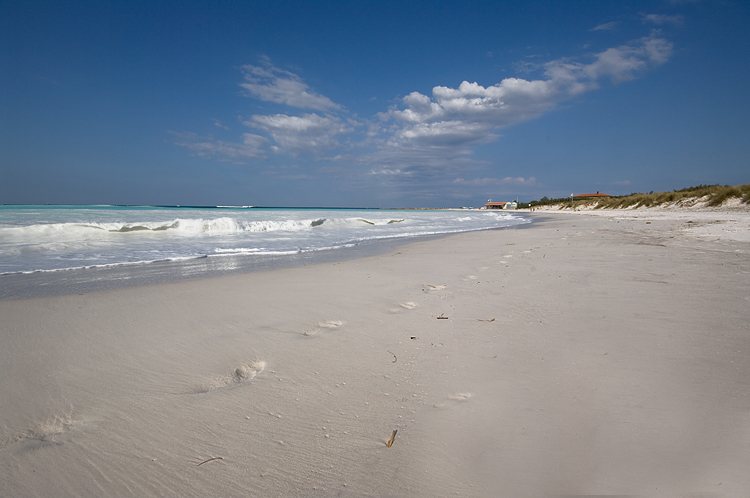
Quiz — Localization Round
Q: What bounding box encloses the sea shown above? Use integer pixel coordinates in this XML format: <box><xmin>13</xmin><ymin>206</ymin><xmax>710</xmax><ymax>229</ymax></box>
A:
<box><xmin>0</xmin><ymin>205</ymin><xmax>531</xmax><ymax>299</ymax></box>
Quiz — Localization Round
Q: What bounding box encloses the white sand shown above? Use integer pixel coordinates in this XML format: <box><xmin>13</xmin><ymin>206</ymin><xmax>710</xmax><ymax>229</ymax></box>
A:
<box><xmin>531</xmin><ymin>202</ymin><xmax>750</xmax><ymax>242</ymax></box>
<box><xmin>1</xmin><ymin>211</ymin><xmax>749</xmax><ymax>497</ymax></box>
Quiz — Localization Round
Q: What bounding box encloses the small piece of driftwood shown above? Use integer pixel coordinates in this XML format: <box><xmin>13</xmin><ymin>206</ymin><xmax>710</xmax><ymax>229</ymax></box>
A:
<box><xmin>197</xmin><ymin>457</ymin><xmax>224</xmax><ymax>466</ymax></box>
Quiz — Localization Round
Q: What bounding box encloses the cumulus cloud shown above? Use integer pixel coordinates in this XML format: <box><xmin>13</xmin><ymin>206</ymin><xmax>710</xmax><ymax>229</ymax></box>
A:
<box><xmin>246</xmin><ymin>113</ymin><xmax>353</xmax><ymax>156</ymax></box>
<box><xmin>176</xmin><ymin>34</ymin><xmax>673</xmax><ymax>191</ymax></box>
<box><xmin>352</xmin><ymin>32</ymin><xmax>673</xmax><ymax>191</ymax></box>
<box><xmin>378</xmin><ymin>32</ymin><xmax>672</xmax><ymax>154</ymax></box>
<box><xmin>239</xmin><ymin>60</ymin><xmax>340</xmax><ymax>111</ymax></box>
<box><xmin>379</xmin><ymin>78</ymin><xmax>556</xmax><ymax>153</ymax></box>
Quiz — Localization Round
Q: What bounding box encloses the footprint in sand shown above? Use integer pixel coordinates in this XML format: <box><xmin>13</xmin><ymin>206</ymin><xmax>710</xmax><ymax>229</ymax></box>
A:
<box><xmin>435</xmin><ymin>392</ymin><xmax>473</xmax><ymax>408</ymax></box>
<box><xmin>389</xmin><ymin>301</ymin><xmax>418</xmax><ymax>313</ymax></box>
<box><xmin>304</xmin><ymin>320</ymin><xmax>344</xmax><ymax>336</ymax></box>
<box><xmin>195</xmin><ymin>360</ymin><xmax>266</xmax><ymax>393</ymax></box>
<box><xmin>423</xmin><ymin>284</ymin><xmax>447</xmax><ymax>293</ymax></box>
<box><xmin>3</xmin><ymin>414</ymin><xmax>80</xmax><ymax>450</ymax></box>
<box><xmin>232</xmin><ymin>360</ymin><xmax>266</xmax><ymax>382</ymax></box>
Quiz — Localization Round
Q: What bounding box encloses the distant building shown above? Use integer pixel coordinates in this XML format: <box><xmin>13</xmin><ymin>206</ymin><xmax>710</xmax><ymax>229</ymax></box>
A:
<box><xmin>573</xmin><ymin>192</ymin><xmax>612</xmax><ymax>199</ymax></box>
<box><xmin>484</xmin><ymin>202</ymin><xmax>507</xmax><ymax>209</ymax></box>
<box><xmin>484</xmin><ymin>201</ymin><xmax>517</xmax><ymax>210</ymax></box>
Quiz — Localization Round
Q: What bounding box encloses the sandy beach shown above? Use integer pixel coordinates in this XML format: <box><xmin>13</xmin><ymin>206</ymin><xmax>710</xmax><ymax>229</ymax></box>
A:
<box><xmin>2</xmin><ymin>211</ymin><xmax>749</xmax><ymax>497</ymax></box>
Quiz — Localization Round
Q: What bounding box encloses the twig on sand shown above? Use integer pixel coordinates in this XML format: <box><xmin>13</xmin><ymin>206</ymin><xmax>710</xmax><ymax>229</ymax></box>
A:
<box><xmin>386</xmin><ymin>430</ymin><xmax>398</xmax><ymax>448</ymax></box>
<box><xmin>197</xmin><ymin>457</ymin><xmax>224</xmax><ymax>466</ymax></box>
<box><xmin>477</xmin><ymin>318</ymin><xmax>495</xmax><ymax>322</ymax></box>
<box><xmin>437</xmin><ymin>313</ymin><xmax>449</xmax><ymax>319</ymax></box>
<box><xmin>388</xmin><ymin>351</ymin><xmax>397</xmax><ymax>363</ymax></box>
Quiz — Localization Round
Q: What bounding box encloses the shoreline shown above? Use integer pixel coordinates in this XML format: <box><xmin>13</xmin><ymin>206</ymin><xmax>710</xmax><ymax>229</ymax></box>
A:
<box><xmin>0</xmin><ymin>208</ymin><xmax>532</xmax><ymax>301</ymax></box>
<box><xmin>0</xmin><ymin>218</ymin><xmax>539</xmax><ymax>302</ymax></box>
<box><xmin>2</xmin><ymin>212</ymin><xmax>749</xmax><ymax>496</ymax></box>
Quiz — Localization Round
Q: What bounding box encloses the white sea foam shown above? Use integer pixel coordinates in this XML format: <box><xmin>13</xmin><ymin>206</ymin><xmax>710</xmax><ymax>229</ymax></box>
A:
<box><xmin>0</xmin><ymin>206</ymin><xmax>530</xmax><ymax>274</ymax></box>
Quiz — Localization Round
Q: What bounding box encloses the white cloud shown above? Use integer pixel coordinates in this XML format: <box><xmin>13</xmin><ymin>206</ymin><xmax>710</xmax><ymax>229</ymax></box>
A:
<box><xmin>388</xmin><ymin>120</ymin><xmax>497</xmax><ymax>148</ymax></box>
<box><xmin>383</xmin><ymin>78</ymin><xmax>558</xmax><ymax>144</ymax></box>
<box><xmin>239</xmin><ymin>61</ymin><xmax>340</xmax><ymax>111</ymax></box>
<box><xmin>369</xmin><ymin>168</ymin><xmax>411</xmax><ymax>176</ymax></box>
<box><xmin>355</xmin><ymin>32</ymin><xmax>673</xmax><ymax>190</ymax></box>
<box><xmin>379</xmin><ymin>32</ymin><xmax>671</xmax><ymax>153</ymax></box>
<box><xmin>246</xmin><ymin>113</ymin><xmax>353</xmax><ymax>156</ymax></box>
<box><xmin>177</xmin><ymin>34</ymin><xmax>673</xmax><ymax>187</ymax></box>
<box><xmin>173</xmin><ymin>62</ymin><xmax>351</xmax><ymax>163</ymax></box>
<box><xmin>592</xmin><ymin>21</ymin><xmax>620</xmax><ymax>31</ymax></box>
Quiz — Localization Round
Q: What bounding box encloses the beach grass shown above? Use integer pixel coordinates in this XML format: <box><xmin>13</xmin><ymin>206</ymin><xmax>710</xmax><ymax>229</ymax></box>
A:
<box><xmin>529</xmin><ymin>182</ymin><xmax>750</xmax><ymax>210</ymax></box>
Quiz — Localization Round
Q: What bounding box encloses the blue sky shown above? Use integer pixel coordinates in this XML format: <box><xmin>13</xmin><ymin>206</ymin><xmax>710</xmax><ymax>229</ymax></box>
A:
<box><xmin>1</xmin><ymin>0</ymin><xmax>748</xmax><ymax>207</ymax></box>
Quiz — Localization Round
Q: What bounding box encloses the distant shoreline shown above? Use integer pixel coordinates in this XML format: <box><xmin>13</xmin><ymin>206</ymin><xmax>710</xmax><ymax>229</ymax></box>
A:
<box><xmin>0</xmin><ymin>204</ymin><xmax>476</xmax><ymax>210</ymax></box>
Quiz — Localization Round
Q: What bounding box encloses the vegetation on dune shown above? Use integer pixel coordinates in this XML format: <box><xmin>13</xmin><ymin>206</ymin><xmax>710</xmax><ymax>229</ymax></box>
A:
<box><xmin>527</xmin><ymin>196</ymin><xmax>578</xmax><ymax>209</ymax></box>
<box><xmin>528</xmin><ymin>183</ymin><xmax>750</xmax><ymax>209</ymax></box>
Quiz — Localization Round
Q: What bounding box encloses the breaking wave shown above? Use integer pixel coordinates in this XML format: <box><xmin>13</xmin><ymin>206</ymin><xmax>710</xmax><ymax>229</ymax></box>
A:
<box><xmin>1</xmin><ymin>216</ymin><xmax>411</xmax><ymax>239</ymax></box>
<box><xmin>0</xmin><ymin>207</ymin><xmax>530</xmax><ymax>274</ymax></box>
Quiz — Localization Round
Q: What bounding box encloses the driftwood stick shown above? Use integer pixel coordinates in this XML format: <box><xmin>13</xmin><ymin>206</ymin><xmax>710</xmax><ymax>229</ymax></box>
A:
<box><xmin>197</xmin><ymin>457</ymin><xmax>224</xmax><ymax>466</ymax></box>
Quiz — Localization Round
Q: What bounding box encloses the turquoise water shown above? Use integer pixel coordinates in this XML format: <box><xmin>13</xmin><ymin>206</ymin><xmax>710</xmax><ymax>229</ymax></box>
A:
<box><xmin>1</xmin><ymin>205</ymin><xmax>530</xmax><ymax>275</ymax></box>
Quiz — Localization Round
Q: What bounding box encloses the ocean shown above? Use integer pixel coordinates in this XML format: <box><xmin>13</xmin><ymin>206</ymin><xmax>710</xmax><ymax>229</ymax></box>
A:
<box><xmin>0</xmin><ymin>205</ymin><xmax>531</xmax><ymax>299</ymax></box>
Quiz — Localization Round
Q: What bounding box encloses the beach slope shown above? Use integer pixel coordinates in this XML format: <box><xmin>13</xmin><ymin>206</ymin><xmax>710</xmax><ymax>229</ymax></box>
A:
<box><xmin>2</xmin><ymin>213</ymin><xmax>749</xmax><ymax>497</ymax></box>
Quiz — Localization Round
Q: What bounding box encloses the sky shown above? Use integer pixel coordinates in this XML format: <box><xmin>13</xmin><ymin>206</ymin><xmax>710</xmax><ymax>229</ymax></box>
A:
<box><xmin>1</xmin><ymin>0</ymin><xmax>749</xmax><ymax>207</ymax></box>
